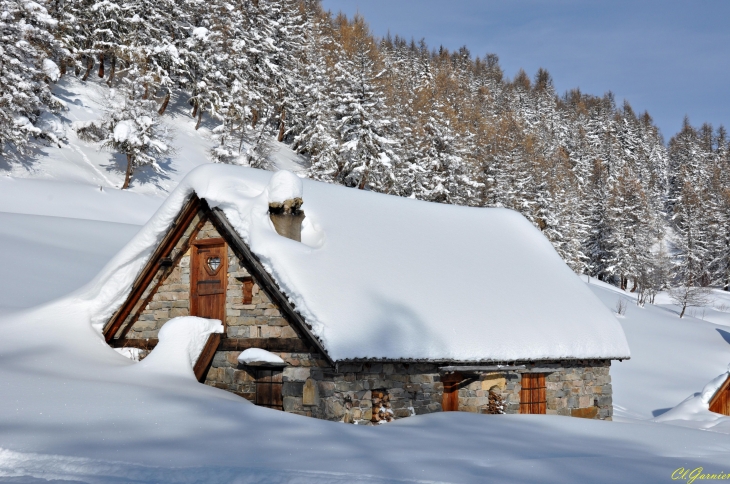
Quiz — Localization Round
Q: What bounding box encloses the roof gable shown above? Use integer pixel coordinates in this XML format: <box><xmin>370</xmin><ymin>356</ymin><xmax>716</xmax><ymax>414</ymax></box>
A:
<box><xmin>103</xmin><ymin>194</ymin><xmax>333</xmax><ymax>364</ymax></box>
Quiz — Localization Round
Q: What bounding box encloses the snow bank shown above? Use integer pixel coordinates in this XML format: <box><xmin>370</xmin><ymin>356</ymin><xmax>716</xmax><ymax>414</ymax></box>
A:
<box><xmin>135</xmin><ymin>316</ymin><xmax>223</xmax><ymax>378</ymax></box>
<box><xmin>84</xmin><ymin>164</ymin><xmax>629</xmax><ymax>362</ymax></box>
<box><xmin>652</xmin><ymin>368</ymin><xmax>730</xmax><ymax>433</ymax></box>
<box><xmin>237</xmin><ymin>348</ymin><xmax>286</xmax><ymax>366</ymax></box>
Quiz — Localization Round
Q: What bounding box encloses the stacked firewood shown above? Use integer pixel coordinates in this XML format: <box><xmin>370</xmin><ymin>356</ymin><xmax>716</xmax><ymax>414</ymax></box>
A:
<box><xmin>371</xmin><ymin>391</ymin><xmax>394</xmax><ymax>423</ymax></box>
<box><xmin>486</xmin><ymin>389</ymin><xmax>505</xmax><ymax>415</ymax></box>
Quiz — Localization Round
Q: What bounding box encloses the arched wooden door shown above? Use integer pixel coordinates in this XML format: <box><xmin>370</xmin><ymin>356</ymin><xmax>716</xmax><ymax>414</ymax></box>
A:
<box><xmin>191</xmin><ymin>238</ymin><xmax>228</xmax><ymax>324</ymax></box>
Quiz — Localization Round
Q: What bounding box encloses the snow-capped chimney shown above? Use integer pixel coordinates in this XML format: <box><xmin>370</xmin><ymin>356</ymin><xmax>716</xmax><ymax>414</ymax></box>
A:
<box><xmin>267</xmin><ymin>171</ymin><xmax>305</xmax><ymax>242</ymax></box>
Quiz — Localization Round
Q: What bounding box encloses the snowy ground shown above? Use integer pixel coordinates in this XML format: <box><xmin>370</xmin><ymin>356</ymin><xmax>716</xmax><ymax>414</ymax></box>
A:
<box><xmin>1</xmin><ymin>79</ymin><xmax>730</xmax><ymax>483</ymax></box>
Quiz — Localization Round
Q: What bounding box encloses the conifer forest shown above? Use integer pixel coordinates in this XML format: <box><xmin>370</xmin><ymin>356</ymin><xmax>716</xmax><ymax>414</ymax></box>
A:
<box><xmin>3</xmin><ymin>0</ymin><xmax>729</xmax><ymax>295</ymax></box>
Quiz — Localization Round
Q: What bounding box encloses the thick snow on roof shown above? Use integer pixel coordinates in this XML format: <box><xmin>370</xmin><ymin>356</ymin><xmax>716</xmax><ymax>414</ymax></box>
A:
<box><xmin>87</xmin><ymin>165</ymin><xmax>630</xmax><ymax>362</ymax></box>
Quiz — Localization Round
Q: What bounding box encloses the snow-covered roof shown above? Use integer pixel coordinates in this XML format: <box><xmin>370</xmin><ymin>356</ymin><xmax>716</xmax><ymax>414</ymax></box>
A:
<box><xmin>89</xmin><ymin>165</ymin><xmax>630</xmax><ymax>362</ymax></box>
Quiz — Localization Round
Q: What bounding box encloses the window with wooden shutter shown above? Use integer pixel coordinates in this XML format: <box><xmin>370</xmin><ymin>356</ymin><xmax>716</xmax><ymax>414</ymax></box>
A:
<box><xmin>520</xmin><ymin>373</ymin><xmax>546</xmax><ymax>414</ymax></box>
<box><xmin>242</xmin><ymin>277</ymin><xmax>254</xmax><ymax>305</ymax></box>
<box><xmin>255</xmin><ymin>369</ymin><xmax>283</xmax><ymax>410</ymax></box>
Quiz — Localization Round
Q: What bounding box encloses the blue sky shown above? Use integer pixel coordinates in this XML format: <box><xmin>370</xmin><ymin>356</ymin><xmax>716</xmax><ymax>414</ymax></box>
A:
<box><xmin>321</xmin><ymin>0</ymin><xmax>729</xmax><ymax>142</ymax></box>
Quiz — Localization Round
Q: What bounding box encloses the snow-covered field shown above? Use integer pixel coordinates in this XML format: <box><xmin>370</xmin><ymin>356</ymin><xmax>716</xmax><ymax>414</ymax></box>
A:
<box><xmin>2</xmin><ymin>77</ymin><xmax>730</xmax><ymax>483</ymax></box>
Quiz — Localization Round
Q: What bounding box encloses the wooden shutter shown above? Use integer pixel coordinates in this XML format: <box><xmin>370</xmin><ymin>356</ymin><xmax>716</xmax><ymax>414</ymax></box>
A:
<box><xmin>242</xmin><ymin>277</ymin><xmax>254</xmax><ymax>305</ymax></box>
<box><xmin>191</xmin><ymin>238</ymin><xmax>227</xmax><ymax>324</ymax></box>
<box><xmin>709</xmin><ymin>376</ymin><xmax>730</xmax><ymax>416</ymax></box>
<box><xmin>255</xmin><ymin>369</ymin><xmax>283</xmax><ymax>410</ymax></box>
<box><xmin>441</xmin><ymin>373</ymin><xmax>462</xmax><ymax>412</ymax></box>
<box><xmin>520</xmin><ymin>373</ymin><xmax>546</xmax><ymax>414</ymax></box>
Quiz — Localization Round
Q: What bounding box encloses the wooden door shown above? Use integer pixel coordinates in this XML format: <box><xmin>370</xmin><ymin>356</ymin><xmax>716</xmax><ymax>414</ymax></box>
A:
<box><xmin>191</xmin><ymin>238</ymin><xmax>228</xmax><ymax>324</ymax></box>
<box><xmin>255</xmin><ymin>369</ymin><xmax>283</xmax><ymax>410</ymax></box>
<box><xmin>520</xmin><ymin>373</ymin><xmax>546</xmax><ymax>414</ymax></box>
<box><xmin>441</xmin><ymin>372</ymin><xmax>462</xmax><ymax>412</ymax></box>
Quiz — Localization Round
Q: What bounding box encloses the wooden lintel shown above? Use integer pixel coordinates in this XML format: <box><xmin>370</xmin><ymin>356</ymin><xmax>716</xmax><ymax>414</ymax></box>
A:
<box><xmin>110</xmin><ymin>337</ymin><xmax>310</xmax><ymax>353</ymax></box>
<box><xmin>439</xmin><ymin>365</ymin><xmax>563</xmax><ymax>373</ymax></box>
<box><xmin>110</xmin><ymin>338</ymin><xmax>159</xmax><ymax>348</ymax></box>
<box><xmin>218</xmin><ymin>337</ymin><xmax>310</xmax><ymax>352</ymax></box>
<box><xmin>439</xmin><ymin>365</ymin><xmax>527</xmax><ymax>373</ymax></box>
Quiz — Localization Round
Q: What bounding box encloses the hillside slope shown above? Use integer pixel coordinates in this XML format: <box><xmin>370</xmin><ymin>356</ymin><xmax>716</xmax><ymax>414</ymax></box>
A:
<box><xmin>0</xmin><ymin>76</ymin><xmax>308</xmax><ymax>195</ymax></box>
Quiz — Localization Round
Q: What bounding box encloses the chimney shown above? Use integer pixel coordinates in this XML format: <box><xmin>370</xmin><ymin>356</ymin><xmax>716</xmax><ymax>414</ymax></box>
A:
<box><xmin>269</xmin><ymin>197</ymin><xmax>305</xmax><ymax>242</ymax></box>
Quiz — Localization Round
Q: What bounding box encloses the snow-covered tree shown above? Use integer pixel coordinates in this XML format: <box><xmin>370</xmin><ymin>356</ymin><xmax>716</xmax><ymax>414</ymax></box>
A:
<box><xmin>78</xmin><ymin>74</ymin><xmax>172</xmax><ymax>188</ymax></box>
<box><xmin>0</xmin><ymin>0</ymin><xmax>64</xmax><ymax>155</ymax></box>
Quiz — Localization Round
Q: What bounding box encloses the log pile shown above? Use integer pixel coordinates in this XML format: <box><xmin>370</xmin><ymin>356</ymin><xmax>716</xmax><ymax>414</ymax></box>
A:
<box><xmin>486</xmin><ymin>389</ymin><xmax>505</xmax><ymax>415</ymax></box>
<box><xmin>371</xmin><ymin>390</ymin><xmax>394</xmax><ymax>424</ymax></box>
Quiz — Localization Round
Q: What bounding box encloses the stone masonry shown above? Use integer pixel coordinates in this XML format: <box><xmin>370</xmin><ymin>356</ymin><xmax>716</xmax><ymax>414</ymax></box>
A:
<box><xmin>121</xmin><ymin>215</ymin><xmax>614</xmax><ymax>423</ymax></box>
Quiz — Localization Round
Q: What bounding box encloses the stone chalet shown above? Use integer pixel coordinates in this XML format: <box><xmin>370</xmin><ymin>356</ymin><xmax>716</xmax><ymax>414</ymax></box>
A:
<box><xmin>103</xmin><ymin>167</ymin><xmax>631</xmax><ymax>424</ymax></box>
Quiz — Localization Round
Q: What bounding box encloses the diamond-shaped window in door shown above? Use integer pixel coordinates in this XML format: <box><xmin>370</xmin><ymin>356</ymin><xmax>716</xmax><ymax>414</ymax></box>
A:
<box><xmin>206</xmin><ymin>257</ymin><xmax>221</xmax><ymax>275</ymax></box>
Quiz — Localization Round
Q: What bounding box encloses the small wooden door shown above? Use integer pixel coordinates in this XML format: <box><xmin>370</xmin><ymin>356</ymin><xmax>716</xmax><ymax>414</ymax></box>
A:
<box><xmin>191</xmin><ymin>238</ymin><xmax>227</xmax><ymax>323</ymax></box>
<box><xmin>441</xmin><ymin>372</ymin><xmax>462</xmax><ymax>411</ymax></box>
<box><xmin>255</xmin><ymin>369</ymin><xmax>283</xmax><ymax>410</ymax></box>
<box><xmin>520</xmin><ymin>373</ymin><xmax>546</xmax><ymax>414</ymax></box>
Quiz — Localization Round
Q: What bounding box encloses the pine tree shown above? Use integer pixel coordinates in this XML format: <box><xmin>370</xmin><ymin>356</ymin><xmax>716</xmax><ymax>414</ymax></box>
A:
<box><xmin>0</xmin><ymin>0</ymin><xmax>64</xmax><ymax>156</ymax></box>
<box><xmin>329</xmin><ymin>16</ymin><xmax>400</xmax><ymax>191</ymax></box>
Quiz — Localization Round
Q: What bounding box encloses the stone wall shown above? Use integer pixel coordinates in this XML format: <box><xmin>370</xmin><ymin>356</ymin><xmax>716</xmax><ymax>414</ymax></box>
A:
<box><xmin>206</xmin><ymin>357</ymin><xmax>612</xmax><ymax>423</ymax></box>
<box><xmin>455</xmin><ymin>361</ymin><xmax>613</xmax><ymax>420</ymax></box>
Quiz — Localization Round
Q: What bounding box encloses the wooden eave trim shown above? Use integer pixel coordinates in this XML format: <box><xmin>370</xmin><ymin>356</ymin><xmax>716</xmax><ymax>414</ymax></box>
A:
<box><xmin>103</xmin><ymin>194</ymin><xmax>202</xmax><ymax>342</ymax></box>
<box><xmin>709</xmin><ymin>374</ymin><xmax>730</xmax><ymax>410</ymax></box>
<box><xmin>206</xmin><ymin>205</ymin><xmax>335</xmax><ymax>366</ymax></box>
<box><xmin>192</xmin><ymin>237</ymin><xmax>225</xmax><ymax>246</ymax></box>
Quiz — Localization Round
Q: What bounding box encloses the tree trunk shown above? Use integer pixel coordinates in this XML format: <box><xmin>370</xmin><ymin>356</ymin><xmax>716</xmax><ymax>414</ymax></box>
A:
<box><xmin>143</xmin><ymin>82</ymin><xmax>149</xmax><ymax>100</ymax></box>
<box><xmin>277</xmin><ymin>108</ymin><xmax>286</xmax><ymax>142</ymax></box>
<box><xmin>106</xmin><ymin>56</ymin><xmax>116</xmax><ymax>87</ymax></box>
<box><xmin>98</xmin><ymin>54</ymin><xmax>104</xmax><ymax>78</ymax></box>
<box><xmin>158</xmin><ymin>91</ymin><xmax>170</xmax><ymax>115</ymax></box>
<box><xmin>60</xmin><ymin>59</ymin><xmax>66</xmax><ymax>76</ymax></box>
<box><xmin>191</xmin><ymin>100</ymin><xmax>198</xmax><ymax>118</ymax></box>
<box><xmin>122</xmin><ymin>154</ymin><xmax>133</xmax><ymax>190</ymax></box>
<box><xmin>195</xmin><ymin>110</ymin><xmax>203</xmax><ymax>130</ymax></box>
<box><xmin>630</xmin><ymin>277</ymin><xmax>637</xmax><ymax>293</ymax></box>
<box><xmin>679</xmin><ymin>303</ymin><xmax>687</xmax><ymax>319</ymax></box>
<box><xmin>358</xmin><ymin>168</ymin><xmax>370</xmax><ymax>190</ymax></box>
<box><xmin>251</xmin><ymin>108</ymin><xmax>259</xmax><ymax>128</ymax></box>
<box><xmin>81</xmin><ymin>57</ymin><xmax>94</xmax><ymax>81</ymax></box>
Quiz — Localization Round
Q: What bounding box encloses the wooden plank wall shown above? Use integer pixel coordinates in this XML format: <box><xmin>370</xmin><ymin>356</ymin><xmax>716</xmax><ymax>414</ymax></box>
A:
<box><xmin>709</xmin><ymin>376</ymin><xmax>730</xmax><ymax>416</ymax></box>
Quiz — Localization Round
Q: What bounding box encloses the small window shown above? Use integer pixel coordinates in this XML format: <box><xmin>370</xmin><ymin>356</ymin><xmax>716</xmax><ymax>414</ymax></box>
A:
<box><xmin>520</xmin><ymin>373</ymin><xmax>546</xmax><ymax>414</ymax></box>
<box><xmin>255</xmin><ymin>368</ymin><xmax>283</xmax><ymax>410</ymax></box>
<box><xmin>242</xmin><ymin>277</ymin><xmax>254</xmax><ymax>304</ymax></box>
